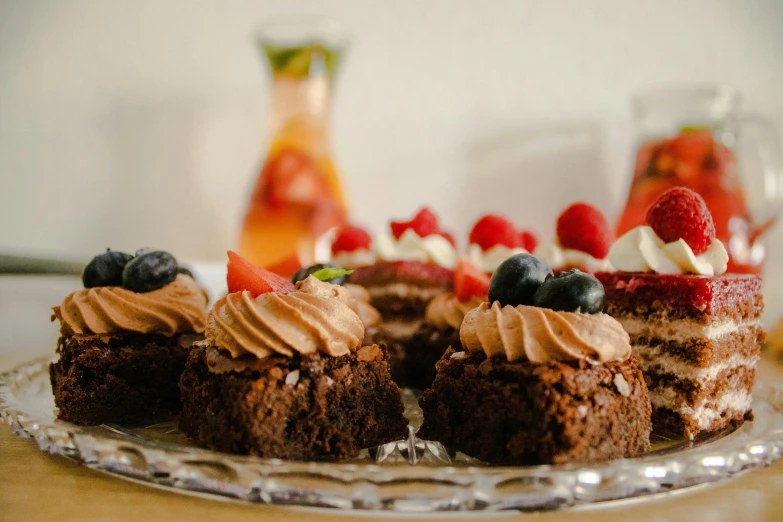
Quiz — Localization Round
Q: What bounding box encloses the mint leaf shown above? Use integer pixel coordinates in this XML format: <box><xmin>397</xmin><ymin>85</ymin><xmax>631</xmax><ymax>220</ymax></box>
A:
<box><xmin>311</xmin><ymin>267</ymin><xmax>353</xmax><ymax>282</ymax></box>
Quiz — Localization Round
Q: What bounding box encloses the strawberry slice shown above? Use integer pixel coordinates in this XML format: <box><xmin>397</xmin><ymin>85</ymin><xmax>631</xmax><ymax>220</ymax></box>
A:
<box><xmin>227</xmin><ymin>251</ymin><xmax>295</xmax><ymax>297</ymax></box>
<box><xmin>390</xmin><ymin>207</ymin><xmax>440</xmax><ymax>240</ymax></box>
<box><xmin>332</xmin><ymin>224</ymin><xmax>372</xmax><ymax>254</ymax></box>
<box><xmin>264</xmin><ymin>252</ymin><xmax>302</xmax><ymax>279</ymax></box>
<box><xmin>454</xmin><ymin>259</ymin><xmax>490</xmax><ymax>302</ymax></box>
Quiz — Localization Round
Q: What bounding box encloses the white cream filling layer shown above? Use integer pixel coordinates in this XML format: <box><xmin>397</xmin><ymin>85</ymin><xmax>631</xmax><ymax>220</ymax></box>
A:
<box><xmin>367</xmin><ymin>283</ymin><xmax>445</xmax><ymax>302</ymax></box>
<box><xmin>377</xmin><ymin>318</ymin><xmax>423</xmax><ymax>341</ymax></box>
<box><xmin>615</xmin><ymin>316</ymin><xmax>762</xmax><ymax>342</ymax></box>
<box><xmin>650</xmin><ymin>387</ymin><xmax>752</xmax><ymax>432</ymax></box>
<box><xmin>635</xmin><ymin>345</ymin><xmax>759</xmax><ymax>382</ymax></box>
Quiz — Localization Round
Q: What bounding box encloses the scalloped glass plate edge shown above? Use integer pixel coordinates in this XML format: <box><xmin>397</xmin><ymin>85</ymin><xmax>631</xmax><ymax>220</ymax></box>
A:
<box><xmin>2</xmin><ymin>356</ymin><xmax>783</xmax><ymax>513</ymax></box>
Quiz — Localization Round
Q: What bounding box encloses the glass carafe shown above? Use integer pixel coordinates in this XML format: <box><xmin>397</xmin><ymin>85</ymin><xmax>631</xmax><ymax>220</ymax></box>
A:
<box><xmin>238</xmin><ymin>16</ymin><xmax>348</xmax><ymax>269</ymax></box>
<box><xmin>616</xmin><ymin>86</ymin><xmax>783</xmax><ymax>274</ymax></box>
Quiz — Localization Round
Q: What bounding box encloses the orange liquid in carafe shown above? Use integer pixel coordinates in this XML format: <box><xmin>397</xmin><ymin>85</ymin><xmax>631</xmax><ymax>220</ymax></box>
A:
<box><xmin>238</xmin><ymin>53</ymin><xmax>348</xmax><ymax>268</ymax></box>
<box><xmin>616</xmin><ymin>130</ymin><xmax>761</xmax><ymax>274</ymax></box>
<box><xmin>238</xmin><ymin>123</ymin><xmax>346</xmax><ymax>267</ymax></box>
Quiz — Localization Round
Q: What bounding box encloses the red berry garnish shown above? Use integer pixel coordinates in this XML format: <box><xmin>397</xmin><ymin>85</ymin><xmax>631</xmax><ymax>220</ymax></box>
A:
<box><xmin>332</xmin><ymin>224</ymin><xmax>372</xmax><ymax>254</ymax></box>
<box><xmin>454</xmin><ymin>259</ymin><xmax>490</xmax><ymax>302</ymax></box>
<box><xmin>556</xmin><ymin>203</ymin><xmax>613</xmax><ymax>259</ymax></box>
<box><xmin>439</xmin><ymin>231</ymin><xmax>456</xmax><ymax>247</ymax></box>
<box><xmin>645</xmin><ymin>187</ymin><xmax>716</xmax><ymax>255</ymax></box>
<box><xmin>518</xmin><ymin>230</ymin><xmax>538</xmax><ymax>252</ymax></box>
<box><xmin>226</xmin><ymin>251</ymin><xmax>294</xmax><ymax>297</ymax></box>
<box><xmin>390</xmin><ymin>207</ymin><xmax>440</xmax><ymax>239</ymax></box>
<box><xmin>469</xmin><ymin>214</ymin><xmax>521</xmax><ymax>251</ymax></box>
<box><xmin>264</xmin><ymin>253</ymin><xmax>302</xmax><ymax>279</ymax></box>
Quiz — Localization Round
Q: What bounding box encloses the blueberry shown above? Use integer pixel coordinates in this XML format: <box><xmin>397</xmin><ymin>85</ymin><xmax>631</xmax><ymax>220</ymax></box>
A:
<box><xmin>292</xmin><ymin>263</ymin><xmax>348</xmax><ymax>285</ymax></box>
<box><xmin>177</xmin><ymin>266</ymin><xmax>194</xmax><ymax>278</ymax></box>
<box><xmin>488</xmin><ymin>253</ymin><xmax>552</xmax><ymax>307</ymax></box>
<box><xmin>532</xmin><ymin>269</ymin><xmax>604</xmax><ymax>314</ymax></box>
<box><xmin>122</xmin><ymin>251</ymin><xmax>178</xmax><ymax>293</ymax></box>
<box><xmin>82</xmin><ymin>250</ymin><xmax>134</xmax><ymax>288</ymax></box>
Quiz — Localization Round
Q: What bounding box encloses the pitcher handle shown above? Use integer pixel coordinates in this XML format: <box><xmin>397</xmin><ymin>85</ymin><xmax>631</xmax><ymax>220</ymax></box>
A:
<box><xmin>738</xmin><ymin>113</ymin><xmax>783</xmax><ymax>236</ymax></box>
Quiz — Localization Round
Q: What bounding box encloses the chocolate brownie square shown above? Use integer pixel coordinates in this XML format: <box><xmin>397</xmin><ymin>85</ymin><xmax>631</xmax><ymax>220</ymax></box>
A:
<box><xmin>418</xmin><ymin>348</ymin><xmax>652</xmax><ymax>465</ymax></box>
<box><xmin>50</xmin><ymin>333</ymin><xmax>199</xmax><ymax>425</ymax></box>
<box><xmin>178</xmin><ymin>344</ymin><xmax>409</xmax><ymax>460</ymax></box>
<box><xmin>388</xmin><ymin>324</ymin><xmax>459</xmax><ymax>390</ymax></box>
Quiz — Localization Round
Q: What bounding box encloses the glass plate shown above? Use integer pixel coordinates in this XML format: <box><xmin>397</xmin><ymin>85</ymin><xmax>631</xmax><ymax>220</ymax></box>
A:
<box><xmin>2</xmin><ymin>356</ymin><xmax>783</xmax><ymax>513</ymax></box>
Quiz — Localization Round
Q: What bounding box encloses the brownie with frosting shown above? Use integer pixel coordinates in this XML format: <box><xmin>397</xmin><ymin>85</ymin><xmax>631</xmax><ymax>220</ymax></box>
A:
<box><xmin>402</xmin><ymin>293</ymin><xmax>483</xmax><ymax>389</ymax></box>
<box><xmin>178</xmin><ymin>276</ymin><xmax>408</xmax><ymax>459</ymax></box>
<box><xmin>418</xmin><ymin>302</ymin><xmax>652</xmax><ymax>465</ymax></box>
<box><xmin>50</xmin><ymin>274</ymin><xmax>209</xmax><ymax>425</ymax></box>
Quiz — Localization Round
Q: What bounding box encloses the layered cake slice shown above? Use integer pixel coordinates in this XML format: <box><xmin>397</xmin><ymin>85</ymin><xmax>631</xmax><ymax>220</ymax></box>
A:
<box><xmin>597</xmin><ymin>187</ymin><xmax>763</xmax><ymax>439</ymax></box>
<box><xmin>340</xmin><ymin>208</ymin><xmax>458</xmax><ymax>386</ymax></box>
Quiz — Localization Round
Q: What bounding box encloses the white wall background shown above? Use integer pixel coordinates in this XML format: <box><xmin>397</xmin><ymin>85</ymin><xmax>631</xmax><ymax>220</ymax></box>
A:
<box><xmin>2</xmin><ymin>0</ymin><xmax>782</xmax><ymax>270</ymax></box>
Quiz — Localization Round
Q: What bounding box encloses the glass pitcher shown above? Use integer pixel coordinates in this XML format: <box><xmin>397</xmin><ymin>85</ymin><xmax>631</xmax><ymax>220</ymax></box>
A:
<box><xmin>238</xmin><ymin>15</ymin><xmax>349</xmax><ymax>270</ymax></box>
<box><xmin>615</xmin><ymin>85</ymin><xmax>783</xmax><ymax>274</ymax></box>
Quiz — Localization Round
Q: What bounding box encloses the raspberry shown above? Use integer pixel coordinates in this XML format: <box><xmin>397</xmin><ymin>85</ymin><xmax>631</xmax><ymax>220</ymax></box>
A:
<box><xmin>469</xmin><ymin>214</ymin><xmax>521</xmax><ymax>251</ymax></box>
<box><xmin>227</xmin><ymin>251</ymin><xmax>294</xmax><ymax>297</ymax></box>
<box><xmin>454</xmin><ymin>259</ymin><xmax>490</xmax><ymax>302</ymax></box>
<box><xmin>332</xmin><ymin>224</ymin><xmax>372</xmax><ymax>254</ymax></box>
<box><xmin>646</xmin><ymin>187</ymin><xmax>715</xmax><ymax>255</ymax></box>
<box><xmin>390</xmin><ymin>207</ymin><xmax>440</xmax><ymax>239</ymax></box>
<box><xmin>556</xmin><ymin>203</ymin><xmax>613</xmax><ymax>259</ymax></box>
<box><xmin>518</xmin><ymin>230</ymin><xmax>538</xmax><ymax>252</ymax></box>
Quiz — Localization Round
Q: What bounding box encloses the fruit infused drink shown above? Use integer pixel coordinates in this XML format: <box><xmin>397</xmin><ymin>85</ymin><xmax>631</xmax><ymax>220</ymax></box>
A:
<box><xmin>239</xmin><ymin>23</ymin><xmax>348</xmax><ymax>268</ymax></box>
<box><xmin>616</xmin><ymin>128</ymin><xmax>759</xmax><ymax>274</ymax></box>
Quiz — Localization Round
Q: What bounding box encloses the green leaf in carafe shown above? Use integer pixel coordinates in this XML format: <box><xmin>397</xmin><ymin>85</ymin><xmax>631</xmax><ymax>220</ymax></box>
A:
<box><xmin>679</xmin><ymin>124</ymin><xmax>712</xmax><ymax>135</ymax></box>
<box><xmin>263</xmin><ymin>44</ymin><xmax>341</xmax><ymax>79</ymax></box>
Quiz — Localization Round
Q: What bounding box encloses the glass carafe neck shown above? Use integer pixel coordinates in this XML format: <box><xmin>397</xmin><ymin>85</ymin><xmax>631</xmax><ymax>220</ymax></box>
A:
<box><xmin>633</xmin><ymin>85</ymin><xmax>741</xmax><ymax>142</ymax></box>
<box><xmin>267</xmin><ymin>76</ymin><xmax>332</xmax><ymax>137</ymax></box>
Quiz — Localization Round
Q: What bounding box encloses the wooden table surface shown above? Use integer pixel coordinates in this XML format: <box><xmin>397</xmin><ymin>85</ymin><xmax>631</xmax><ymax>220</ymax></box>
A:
<box><xmin>2</xmin><ymin>275</ymin><xmax>783</xmax><ymax>521</ymax></box>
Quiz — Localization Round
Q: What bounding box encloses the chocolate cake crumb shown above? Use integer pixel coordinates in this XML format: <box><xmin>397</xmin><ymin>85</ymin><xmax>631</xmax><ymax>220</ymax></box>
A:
<box><xmin>418</xmin><ymin>349</ymin><xmax>652</xmax><ymax>465</ymax></box>
<box><xmin>50</xmin><ymin>333</ymin><xmax>196</xmax><ymax>425</ymax></box>
<box><xmin>179</xmin><ymin>344</ymin><xmax>409</xmax><ymax>460</ymax></box>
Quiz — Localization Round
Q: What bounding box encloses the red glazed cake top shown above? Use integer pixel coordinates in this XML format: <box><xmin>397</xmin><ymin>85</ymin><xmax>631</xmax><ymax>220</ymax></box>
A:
<box><xmin>595</xmin><ymin>271</ymin><xmax>761</xmax><ymax>315</ymax></box>
<box><xmin>348</xmin><ymin>260</ymin><xmax>455</xmax><ymax>289</ymax></box>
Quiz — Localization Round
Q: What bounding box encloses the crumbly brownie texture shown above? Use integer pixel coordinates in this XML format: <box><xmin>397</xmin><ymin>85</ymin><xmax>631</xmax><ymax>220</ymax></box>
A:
<box><xmin>50</xmin><ymin>333</ymin><xmax>197</xmax><ymax>425</ymax></box>
<box><xmin>596</xmin><ymin>272</ymin><xmax>763</xmax><ymax>439</ymax></box>
<box><xmin>389</xmin><ymin>324</ymin><xmax>459</xmax><ymax>389</ymax></box>
<box><xmin>179</xmin><ymin>344</ymin><xmax>409</xmax><ymax>460</ymax></box>
<box><xmin>418</xmin><ymin>349</ymin><xmax>652</xmax><ymax>465</ymax></box>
